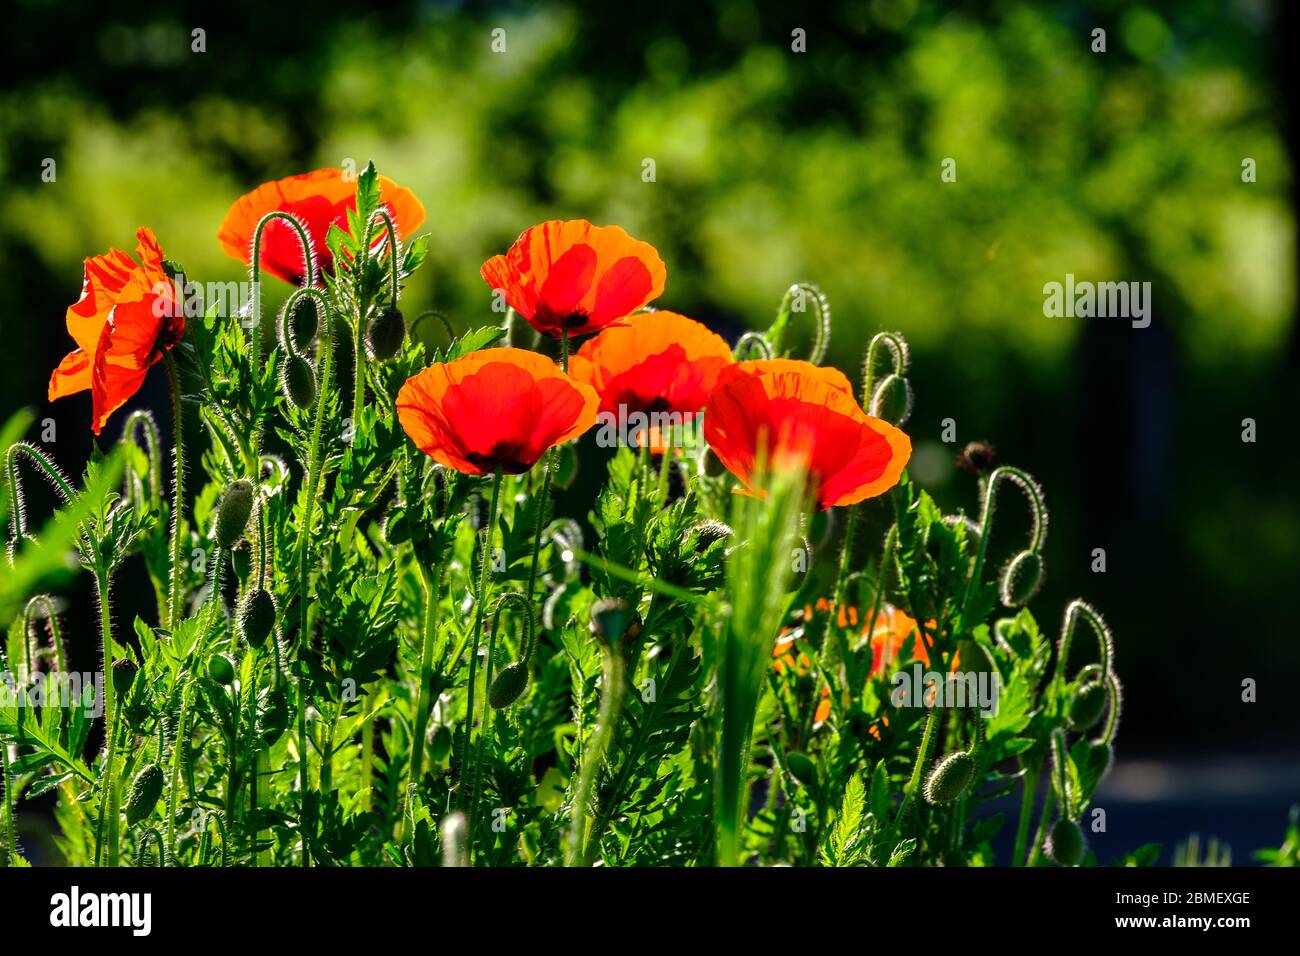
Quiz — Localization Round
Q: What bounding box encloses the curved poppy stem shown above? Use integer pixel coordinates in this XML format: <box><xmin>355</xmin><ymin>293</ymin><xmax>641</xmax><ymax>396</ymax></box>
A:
<box><xmin>288</xmin><ymin>286</ymin><xmax>335</xmax><ymax>866</ymax></box>
<box><xmin>458</xmin><ymin>467</ymin><xmax>503</xmax><ymax>844</ymax></box>
<box><xmin>248</xmin><ymin>211</ymin><xmax>316</xmax><ymax>368</ymax></box>
<box><xmin>411</xmin><ymin>310</ymin><xmax>456</xmax><ymax>343</ymax></box>
<box><xmin>162</xmin><ymin>352</ymin><xmax>186</xmax><ymax>632</ymax></box>
<box><xmin>962</xmin><ymin>465</ymin><xmax>1048</xmax><ymax>611</ymax></box>
<box><xmin>766</xmin><ymin>283</ymin><xmax>830</xmax><ymax>364</ymax></box>
<box><xmin>21</xmin><ymin>594</ymin><xmax>66</xmax><ymax>676</ymax></box>
<box><xmin>861</xmin><ymin>331</ymin><xmax>910</xmax><ymax>408</ymax></box>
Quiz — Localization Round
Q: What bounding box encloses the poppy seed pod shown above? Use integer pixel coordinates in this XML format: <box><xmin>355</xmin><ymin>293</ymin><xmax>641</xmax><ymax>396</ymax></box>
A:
<box><xmin>238</xmin><ymin>588</ymin><xmax>277</xmax><ymax>648</ymax></box>
<box><xmin>589</xmin><ymin>597</ymin><xmax>633</xmax><ymax>647</ymax></box>
<box><xmin>215</xmin><ymin>479</ymin><xmax>255</xmax><ymax>549</ymax></box>
<box><xmin>785</xmin><ymin>751</ymin><xmax>817</xmax><ymax>788</ymax></box>
<box><xmin>366</xmin><ymin>306</ymin><xmax>406</xmax><ymax>360</ymax></box>
<box><xmin>124</xmin><ymin>764</ymin><xmax>164</xmax><ymax>825</ymax></box>
<box><xmin>207</xmin><ymin>654</ymin><xmax>235</xmax><ymax>686</ymax></box>
<box><xmin>956</xmin><ymin>440</ymin><xmax>997</xmax><ymax>475</ymax></box>
<box><xmin>1047</xmin><ymin>817</ymin><xmax>1085</xmax><ymax>867</ymax></box>
<box><xmin>282</xmin><ymin>354</ymin><xmax>316</xmax><ymax>409</ymax></box>
<box><xmin>999</xmin><ymin>550</ymin><xmax>1043</xmax><ymax>608</ymax></box>
<box><xmin>869</xmin><ymin>373</ymin><xmax>913</xmax><ymax>427</ymax></box>
<box><xmin>111</xmin><ymin>658</ymin><xmax>138</xmax><ymax>696</ymax></box>
<box><xmin>489</xmin><ymin>661</ymin><xmax>529</xmax><ymax>709</ymax></box>
<box><xmin>230</xmin><ymin>538</ymin><xmax>253</xmax><ymax>585</ymax></box>
<box><xmin>924</xmin><ymin>751</ymin><xmax>976</xmax><ymax>804</ymax></box>
<box><xmin>290</xmin><ymin>296</ymin><xmax>319</xmax><ymax>351</ymax></box>
<box><xmin>1068</xmin><ymin>680</ymin><xmax>1108</xmax><ymax>731</ymax></box>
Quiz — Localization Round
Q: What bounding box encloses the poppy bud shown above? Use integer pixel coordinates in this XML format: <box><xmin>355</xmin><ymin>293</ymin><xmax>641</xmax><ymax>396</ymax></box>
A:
<box><xmin>237</xmin><ymin>588</ymin><xmax>277</xmax><ymax>648</ymax></box>
<box><xmin>257</xmin><ymin>688</ymin><xmax>289</xmax><ymax>746</ymax></box>
<box><xmin>366</xmin><ymin>306</ymin><xmax>406</xmax><ymax>360</ymax></box>
<box><xmin>429</xmin><ymin>725</ymin><xmax>453</xmax><ymax>762</ymax></box>
<box><xmin>1089</xmin><ymin>740</ymin><xmax>1113</xmax><ymax>779</ymax></box>
<box><xmin>282</xmin><ymin>354</ymin><xmax>316</xmax><ymax>409</ymax></box>
<box><xmin>999</xmin><ymin>550</ymin><xmax>1043</xmax><ymax>607</ymax></box>
<box><xmin>111</xmin><ymin>658</ymin><xmax>138</xmax><ymax>696</ymax></box>
<box><xmin>785</xmin><ymin>751</ymin><xmax>817</xmax><ymax>788</ymax></box>
<box><xmin>208</xmin><ymin>654</ymin><xmax>235</xmax><ymax>686</ymax></box>
<box><xmin>215</xmin><ymin>479</ymin><xmax>255</xmax><ymax>549</ymax></box>
<box><xmin>1068</xmin><ymin>680</ymin><xmax>1108</xmax><ymax>731</ymax></box>
<box><xmin>124</xmin><ymin>764</ymin><xmax>164</xmax><ymax>825</ymax></box>
<box><xmin>956</xmin><ymin>440</ymin><xmax>997</xmax><ymax>475</ymax></box>
<box><xmin>924</xmin><ymin>751</ymin><xmax>976</xmax><ymax>804</ymax></box>
<box><xmin>589</xmin><ymin>598</ymin><xmax>633</xmax><ymax>647</ymax></box>
<box><xmin>489</xmin><ymin>661</ymin><xmax>529</xmax><ymax>709</ymax></box>
<box><xmin>955</xmin><ymin>638</ymin><xmax>993</xmax><ymax>676</ymax></box>
<box><xmin>230</xmin><ymin>538</ymin><xmax>252</xmax><ymax>585</ymax></box>
<box><xmin>869</xmin><ymin>373</ymin><xmax>913</xmax><ymax>426</ymax></box>
<box><xmin>1047</xmin><ymin>817</ymin><xmax>1085</xmax><ymax>867</ymax></box>
<box><xmin>290</xmin><ymin>297</ymin><xmax>319</xmax><ymax>351</ymax></box>
<box><xmin>689</xmin><ymin>519</ymin><xmax>733</xmax><ymax>552</ymax></box>
<box><xmin>701</xmin><ymin>447</ymin><xmax>727</xmax><ymax>478</ymax></box>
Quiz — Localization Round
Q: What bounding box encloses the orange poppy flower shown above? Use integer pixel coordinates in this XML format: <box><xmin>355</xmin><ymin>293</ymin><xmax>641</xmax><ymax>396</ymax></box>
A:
<box><xmin>48</xmin><ymin>228</ymin><xmax>182</xmax><ymax>435</ymax></box>
<box><xmin>715</xmin><ymin>358</ymin><xmax>855</xmax><ymax>398</ymax></box>
<box><xmin>868</xmin><ymin>607</ymin><xmax>932</xmax><ymax>677</ymax></box>
<box><xmin>703</xmin><ymin>365</ymin><xmax>911</xmax><ymax>510</ymax></box>
<box><xmin>218</xmin><ymin>168</ymin><xmax>426</xmax><ymax>285</ymax></box>
<box><xmin>814</xmin><ymin>686</ymin><xmax>832</xmax><ymax>727</ymax></box>
<box><xmin>480</xmin><ymin>220</ymin><xmax>666</xmax><ymax>339</ymax></box>
<box><xmin>396</xmin><ymin>349</ymin><xmax>598</xmax><ymax>476</ymax></box>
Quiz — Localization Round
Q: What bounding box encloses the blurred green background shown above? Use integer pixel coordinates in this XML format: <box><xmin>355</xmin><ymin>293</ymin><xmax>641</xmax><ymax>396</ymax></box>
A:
<box><xmin>2</xmin><ymin>0</ymin><xmax>1296</xmax><ymax>782</ymax></box>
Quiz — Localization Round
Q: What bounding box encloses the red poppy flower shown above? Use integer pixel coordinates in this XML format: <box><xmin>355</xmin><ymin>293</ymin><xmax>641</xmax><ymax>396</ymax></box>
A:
<box><xmin>480</xmin><ymin>220</ymin><xmax>666</xmax><ymax>338</ymax></box>
<box><xmin>396</xmin><ymin>349</ymin><xmax>598</xmax><ymax>476</ymax></box>
<box><xmin>703</xmin><ymin>365</ymin><xmax>911</xmax><ymax>510</ymax></box>
<box><xmin>48</xmin><ymin>228</ymin><xmax>182</xmax><ymax>435</ymax></box>
<box><xmin>218</xmin><ymin>168</ymin><xmax>426</xmax><ymax>285</ymax></box>
<box><xmin>569</xmin><ymin>311</ymin><xmax>731</xmax><ymax>449</ymax></box>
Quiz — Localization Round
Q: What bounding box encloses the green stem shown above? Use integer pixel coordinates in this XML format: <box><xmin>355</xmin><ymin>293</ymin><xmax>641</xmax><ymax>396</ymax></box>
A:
<box><xmin>405</xmin><ymin>562</ymin><xmax>445</xmax><ymax>812</ymax></box>
<box><xmin>292</xmin><ymin>288</ymin><xmax>336</xmax><ymax>867</ymax></box>
<box><xmin>566</xmin><ymin>646</ymin><xmax>625</xmax><ymax>866</ymax></box>
<box><xmin>162</xmin><ymin>353</ymin><xmax>186</xmax><ymax>632</ymax></box>
<box><xmin>1013</xmin><ymin>764</ymin><xmax>1040</xmax><ymax>866</ymax></box>
<box><xmin>165</xmin><ymin>681</ymin><xmax>193</xmax><ymax>867</ymax></box>
<box><xmin>458</xmin><ymin>467</ymin><xmax>503</xmax><ymax>835</ymax></box>
<box><xmin>248</xmin><ymin>211</ymin><xmax>316</xmax><ymax>368</ymax></box>
<box><xmin>894</xmin><ymin>701</ymin><xmax>940</xmax><ymax>830</ymax></box>
<box><xmin>0</xmin><ymin>738</ymin><xmax>14</xmax><ymax>867</ymax></box>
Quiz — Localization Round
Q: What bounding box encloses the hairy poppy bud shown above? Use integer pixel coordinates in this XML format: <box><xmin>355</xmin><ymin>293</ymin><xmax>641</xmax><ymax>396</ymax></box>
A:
<box><xmin>215</xmin><ymin>479</ymin><xmax>254</xmax><ymax>549</ymax></box>
<box><xmin>999</xmin><ymin>550</ymin><xmax>1043</xmax><ymax>608</ymax></box>
<box><xmin>589</xmin><ymin>598</ymin><xmax>633</xmax><ymax>647</ymax></box>
<box><xmin>290</xmin><ymin>297</ymin><xmax>319</xmax><ymax>352</ymax></box>
<box><xmin>869</xmin><ymin>373</ymin><xmax>913</xmax><ymax>426</ymax></box>
<box><xmin>282</xmin><ymin>354</ymin><xmax>316</xmax><ymax>409</ymax></box>
<box><xmin>230</xmin><ymin>538</ymin><xmax>252</xmax><ymax>584</ymax></box>
<box><xmin>956</xmin><ymin>440</ymin><xmax>997</xmax><ymax>475</ymax></box>
<box><xmin>208</xmin><ymin>654</ymin><xmax>235</xmax><ymax>686</ymax></box>
<box><xmin>124</xmin><ymin>764</ymin><xmax>164</xmax><ymax>825</ymax></box>
<box><xmin>257</xmin><ymin>688</ymin><xmax>289</xmax><ymax>746</ymax></box>
<box><xmin>111</xmin><ymin>658</ymin><xmax>138</xmax><ymax>696</ymax></box>
<box><xmin>786</xmin><ymin>751</ymin><xmax>817</xmax><ymax>788</ymax></box>
<box><xmin>1068</xmin><ymin>680</ymin><xmax>1108</xmax><ymax>731</ymax></box>
<box><xmin>489</xmin><ymin>661</ymin><xmax>529</xmax><ymax>709</ymax></box>
<box><xmin>238</xmin><ymin>588</ymin><xmax>277</xmax><ymax>648</ymax></box>
<box><xmin>924</xmin><ymin>751</ymin><xmax>976</xmax><ymax>804</ymax></box>
<box><xmin>1047</xmin><ymin>817</ymin><xmax>1085</xmax><ymax>867</ymax></box>
<box><xmin>366</xmin><ymin>306</ymin><xmax>406</xmax><ymax>360</ymax></box>
<box><xmin>690</xmin><ymin>520</ymin><xmax>733</xmax><ymax>552</ymax></box>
